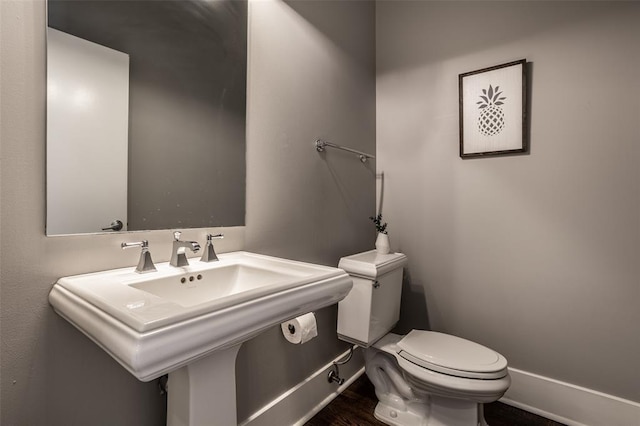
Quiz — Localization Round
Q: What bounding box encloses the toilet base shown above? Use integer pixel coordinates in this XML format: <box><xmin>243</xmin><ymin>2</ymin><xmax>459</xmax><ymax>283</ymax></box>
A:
<box><xmin>374</xmin><ymin>401</ymin><xmax>424</xmax><ymax>426</ymax></box>
<box><xmin>373</xmin><ymin>398</ymin><xmax>489</xmax><ymax>426</ymax></box>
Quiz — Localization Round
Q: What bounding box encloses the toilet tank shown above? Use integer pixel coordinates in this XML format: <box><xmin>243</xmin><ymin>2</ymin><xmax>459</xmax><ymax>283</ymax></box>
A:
<box><xmin>337</xmin><ymin>250</ymin><xmax>407</xmax><ymax>347</ymax></box>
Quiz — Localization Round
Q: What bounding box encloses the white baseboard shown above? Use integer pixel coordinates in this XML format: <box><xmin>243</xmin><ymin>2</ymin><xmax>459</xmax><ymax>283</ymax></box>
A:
<box><xmin>239</xmin><ymin>346</ymin><xmax>365</xmax><ymax>426</ymax></box>
<box><xmin>240</xmin><ymin>357</ymin><xmax>640</xmax><ymax>426</ymax></box>
<box><xmin>502</xmin><ymin>367</ymin><xmax>640</xmax><ymax>426</ymax></box>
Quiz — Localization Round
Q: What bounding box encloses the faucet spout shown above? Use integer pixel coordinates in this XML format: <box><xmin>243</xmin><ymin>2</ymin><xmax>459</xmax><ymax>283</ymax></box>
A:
<box><xmin>170</xmin><ymin>231</ymin><xmax>200</xmax><ymax>267</ymax></box>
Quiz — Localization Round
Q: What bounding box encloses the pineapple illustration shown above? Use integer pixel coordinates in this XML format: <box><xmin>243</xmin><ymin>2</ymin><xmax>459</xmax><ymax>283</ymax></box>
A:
<box><xmin>477</xmin><ymin>85</ymin><xmax>506</xmax><ymax>137</ymax></box>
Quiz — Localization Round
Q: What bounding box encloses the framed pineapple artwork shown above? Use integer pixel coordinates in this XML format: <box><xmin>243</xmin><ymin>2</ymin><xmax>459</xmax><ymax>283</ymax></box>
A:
<box><xmin>459</xmin><ymin>59</ymin><xmax>528</xmax><ymax>158</ymax></box>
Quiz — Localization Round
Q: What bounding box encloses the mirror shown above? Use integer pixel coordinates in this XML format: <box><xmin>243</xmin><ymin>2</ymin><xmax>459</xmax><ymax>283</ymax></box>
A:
<box><xmin>46</xmin><ymin>0</ymin><xmax>247</xmax><ymax>235</ymax></box>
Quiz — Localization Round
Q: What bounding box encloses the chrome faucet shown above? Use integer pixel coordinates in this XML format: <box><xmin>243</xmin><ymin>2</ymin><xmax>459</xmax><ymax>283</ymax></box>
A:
<box><xmin>170</xmin><ymin>231</ymin><xmax>201</xmax><ymax>267</ymax></box>
<box><xmin>121</xmin><ymin>240</ymin><xmax>156</xmax><ymax>273</ymax></box>
<box><xmin>200</xmin><ymin>233</ymin><xmax>224</xmax><ymax>262</ymax></box>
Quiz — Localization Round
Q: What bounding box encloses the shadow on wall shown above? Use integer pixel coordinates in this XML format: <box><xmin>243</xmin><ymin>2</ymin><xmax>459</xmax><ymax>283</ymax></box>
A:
<box><xmin>283</xmin><ymin>0</ymin><xmax>374</xmax><ymax>68</ymax></box>
<box><xmin>393</xmin><ymin>267</ymin><xmax>431</xmax><ymax>335</ymax></box>
<box><xmin>45</xmin><ymin>310</ymin><xmax>166</xmax><ymax>424</ymax></box>
<box><xmin>376</xmin><ymin>1</ymin><xmax>624</xmax><ymax>74</ymax></box>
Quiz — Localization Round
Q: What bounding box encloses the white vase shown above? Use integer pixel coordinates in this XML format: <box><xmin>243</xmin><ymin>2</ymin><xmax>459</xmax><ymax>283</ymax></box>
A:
<box><xmin>375</xmin><ymin>233</ymin><xmax>390</xmax><ymax>254</ymax></box>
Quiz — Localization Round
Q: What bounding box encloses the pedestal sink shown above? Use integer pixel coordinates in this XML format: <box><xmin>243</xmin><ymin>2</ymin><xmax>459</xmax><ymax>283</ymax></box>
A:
<box><xmin>49</xmin><ymin>251</ymin><xmax>353</xmax><ymax>425</ymax></box>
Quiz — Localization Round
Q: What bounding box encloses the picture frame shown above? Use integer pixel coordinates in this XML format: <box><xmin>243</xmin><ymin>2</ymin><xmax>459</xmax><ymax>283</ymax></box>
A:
<box><xmin>459</xmin><ymin>59</ymin><xmax>528</xmax><ymax>158</ymax></box>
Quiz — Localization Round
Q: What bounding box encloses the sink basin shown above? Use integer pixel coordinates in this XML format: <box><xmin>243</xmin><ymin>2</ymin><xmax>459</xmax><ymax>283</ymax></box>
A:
<box><xmin>49</xmin><ymin>251</ymin><xmax>352</xmax><ymax>381</ymax></box>
<box><xmin>130</xmin><ymin>263</ymin><xmax>306</xmax><ymax>308</ymax></box>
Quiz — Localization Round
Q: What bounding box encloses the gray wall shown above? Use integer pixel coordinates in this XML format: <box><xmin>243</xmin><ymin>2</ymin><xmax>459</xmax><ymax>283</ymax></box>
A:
<box><xmin>377</xmin><ymin>1</ymin><xmax>639</xmax><ymax>402</ymax></box>
<box><xmin>238</xmin><ymin>0</ymin><xmax>375</xmax><ymax>420</ymax></box>
<box><xmin>1</xmin><ymin>0</ymin><xmax>374</xmax><ymax>425</ymax></box>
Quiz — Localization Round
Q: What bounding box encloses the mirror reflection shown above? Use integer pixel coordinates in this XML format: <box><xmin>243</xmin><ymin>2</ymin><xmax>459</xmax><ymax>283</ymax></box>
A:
<box><xmin>46</xmin><ymin>0</ymin><xmax>247</xmax><ymax>235</ymax></box>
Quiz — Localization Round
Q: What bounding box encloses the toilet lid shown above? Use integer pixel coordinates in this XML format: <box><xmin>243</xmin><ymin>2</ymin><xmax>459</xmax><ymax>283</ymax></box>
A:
<box><xmin>397</xmin><ymin>330</ymin><xmax>508</xmax><ymax>380</ymax></box>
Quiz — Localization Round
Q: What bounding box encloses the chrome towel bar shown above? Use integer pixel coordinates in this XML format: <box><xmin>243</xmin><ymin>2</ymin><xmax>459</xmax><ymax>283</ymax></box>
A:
<box><xmin>315</xmin><ymin>139</ymin><xmax>375</xmax><ymax>163</ymax></box>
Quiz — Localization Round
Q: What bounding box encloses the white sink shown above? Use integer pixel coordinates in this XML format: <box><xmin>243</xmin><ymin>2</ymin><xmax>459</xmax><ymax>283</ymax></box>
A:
<box><xmin>130</xmin><ymin>264</ymin><xmax>300</xmax><ymax>308</ymax></box>
<box><xmin>49</xmin><ymin>251</ymin><xmax>352</xmax><ymax>381</ymax></box>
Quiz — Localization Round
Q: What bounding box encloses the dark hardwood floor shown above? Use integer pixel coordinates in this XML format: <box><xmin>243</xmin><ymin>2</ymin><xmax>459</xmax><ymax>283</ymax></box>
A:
<box><xmin>305</xmin><ymin>375</ymin><xmax>566</xmax><ymax>426</ymax></box>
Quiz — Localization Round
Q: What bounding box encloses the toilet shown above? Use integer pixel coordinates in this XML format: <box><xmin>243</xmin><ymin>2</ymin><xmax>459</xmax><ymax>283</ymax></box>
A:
<box><xmin>337</xmin><ymin>250</ymin><xmax>511</xmax><ymax>426</ymax></box>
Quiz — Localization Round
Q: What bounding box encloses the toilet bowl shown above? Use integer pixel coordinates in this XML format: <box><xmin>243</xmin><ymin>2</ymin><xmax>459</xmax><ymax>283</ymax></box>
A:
<box><xmin>365</xmin><ymin>332</ymin><xmax>510</xmax><ymax>426</ymax></box>
<box><xmin>336</xmin><ymin>250</ymin><xmax>511</xmax><ymax>426</ymax></box>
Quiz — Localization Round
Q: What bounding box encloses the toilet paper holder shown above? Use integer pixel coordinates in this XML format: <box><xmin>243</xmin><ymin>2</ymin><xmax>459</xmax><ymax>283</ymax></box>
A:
<box><xmin>281</xmin><ymin>312</ymin><xmax>318</xmax><ymax>344</ymax></box>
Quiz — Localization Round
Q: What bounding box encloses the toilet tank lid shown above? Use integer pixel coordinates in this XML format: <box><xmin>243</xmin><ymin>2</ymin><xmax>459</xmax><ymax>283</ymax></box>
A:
<box><xmin>338</xmin><ymin>250</ymin><xmax>407</xmax><ymax>279</ymax></box>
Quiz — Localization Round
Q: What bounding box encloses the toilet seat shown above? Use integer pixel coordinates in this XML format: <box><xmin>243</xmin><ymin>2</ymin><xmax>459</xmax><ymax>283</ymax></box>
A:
<box><xmin>369</xmin><ymin>331</ymin><xmax>512</xmax><ymax>405</ymax></box>
<box><xmin>397</xmin><ymin>330</ymin><xmax>508</xmax><ymax>380</ymax></box>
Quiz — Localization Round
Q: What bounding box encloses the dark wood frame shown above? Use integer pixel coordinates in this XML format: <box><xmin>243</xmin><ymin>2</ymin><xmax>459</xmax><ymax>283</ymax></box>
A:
<box><xmin>459</xmin><ymin>59</ymin><xmax>528</xmax><ymax>159</ymax></box>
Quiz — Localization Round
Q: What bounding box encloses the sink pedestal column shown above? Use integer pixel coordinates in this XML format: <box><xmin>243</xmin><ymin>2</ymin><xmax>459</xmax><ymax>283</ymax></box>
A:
<box><xmin>167</xmin><ymin>344</ymin><xmax>242</xmax><ymax>426</ymax></box>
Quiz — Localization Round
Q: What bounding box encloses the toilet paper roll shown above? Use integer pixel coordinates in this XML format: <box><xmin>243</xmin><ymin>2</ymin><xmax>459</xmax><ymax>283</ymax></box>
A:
<box><xmin>281</xmin><ymin>312</ymin><xmax>318</xmax><ymax>344</ymax></box>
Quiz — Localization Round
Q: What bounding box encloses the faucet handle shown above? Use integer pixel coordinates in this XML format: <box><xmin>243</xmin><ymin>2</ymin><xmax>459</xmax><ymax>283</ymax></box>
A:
<box><xmin>121</xmin><ymin>240</ymin><xmax>156</xmax><ymax>273</ymax></box>
<box><xmin>122</xmin><ymin>240</ymin><xmax>149</xmax><ymax>250</ymax></box>
<box><xmin>173</xmin><ymin>231</ymin><xmax>182</xmax><ymax>241</ymax></box>
<box><xmin>206</xmin><ymin>233</ymin><xmax>224</xmax><ymax>242</ymax></box>
<box><xmin>201</xmin><ymin>233</ymin><xmax>223</xmax><ymax>262</ymax></box>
